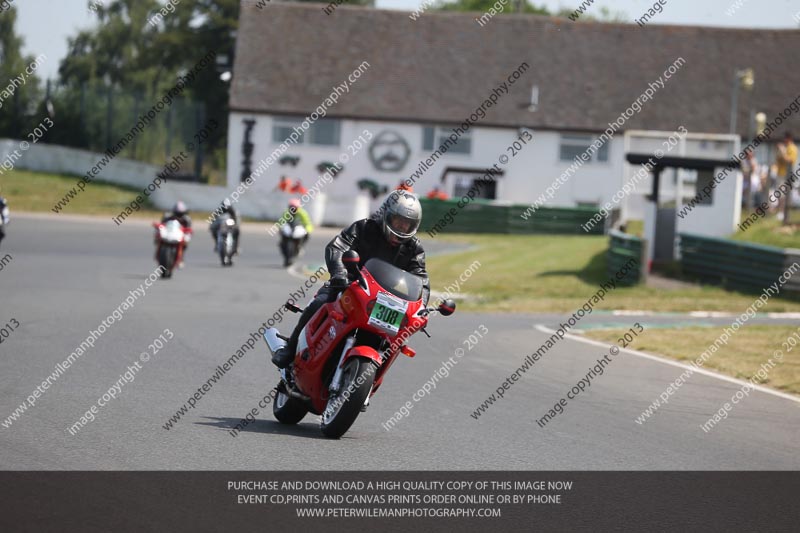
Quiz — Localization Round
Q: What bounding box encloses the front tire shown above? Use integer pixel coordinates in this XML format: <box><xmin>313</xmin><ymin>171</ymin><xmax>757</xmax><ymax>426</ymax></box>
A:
<box><xmin>220</xmin><ymin>235</ymin><xmax>233</xmax><ymax>266</ymax></box>
<box><xmin>273</xmin><ymin>384</ymin><xmax>308</xmax><ymax>425</ymax></box>
<box><xmin>158</xmin><ymin>245</ymin><xmax>176</xmax><ymax>277</ymax></box>
<box><xmin>320</xmin><ymin>358</ymin><xmax>376</xmax><ymax>439</ymax></box>
<box><xmin>287</xmin><ymin>240</ymin><xmax>299</xmax><ymax>266</ymax></box>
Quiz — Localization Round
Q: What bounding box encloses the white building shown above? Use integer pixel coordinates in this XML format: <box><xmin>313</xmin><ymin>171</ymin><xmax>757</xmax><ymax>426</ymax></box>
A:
<box><xmin>225</xmin><ymin>3</ymin><xmax>800</xmax><ymax>229</ymax></box>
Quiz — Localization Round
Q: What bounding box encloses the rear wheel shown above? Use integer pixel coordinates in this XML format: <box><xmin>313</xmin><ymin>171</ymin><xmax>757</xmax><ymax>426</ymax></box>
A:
<box><xmin>272</xmin><ymin>384</ymin><xmax>308</xmax><ymax>425</ymax></box>
<box><xmin>320</xmin><ymin>358</ymin><xmax>376</xmax><ymax>439</ymax></box>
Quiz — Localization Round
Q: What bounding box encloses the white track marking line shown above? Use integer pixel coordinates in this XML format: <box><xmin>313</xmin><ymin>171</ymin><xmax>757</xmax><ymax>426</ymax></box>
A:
<box><xmin>535</xmin><ymin>324</ymin><xmax>800</xmax><ymax>405</ymax></box>
<box><xmin>767</xmin><ymin>312</ymin><xmax>800</xmax><ymax>319</ymax></box>
<box><xmin>609</xmin><ymin>310</ymin><xmax>800</xmax><ymax>319</ymax></box>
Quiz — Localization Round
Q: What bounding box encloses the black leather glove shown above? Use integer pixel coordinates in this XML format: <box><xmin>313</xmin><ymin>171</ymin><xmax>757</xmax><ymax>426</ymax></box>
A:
<box><xmin>323</xmin><ymin>277</ymin><xmax>348</xmax><ymax>303</ymax></box>
<box><xmin>329</xmin><ymin>276</ymin><xmax>348</xmax><ymax>289</ymax></box>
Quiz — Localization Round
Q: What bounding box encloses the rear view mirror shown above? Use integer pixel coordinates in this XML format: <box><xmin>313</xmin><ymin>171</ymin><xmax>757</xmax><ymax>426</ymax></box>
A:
<box><xmin>438</xmin><ymin>299</ymin><xmax>456</xmax><ymax>316</ymax></box>
<box><xmin>342</xmin><ymin>250</ymin><xmax>360</xmax><ymax>276</ymax></box>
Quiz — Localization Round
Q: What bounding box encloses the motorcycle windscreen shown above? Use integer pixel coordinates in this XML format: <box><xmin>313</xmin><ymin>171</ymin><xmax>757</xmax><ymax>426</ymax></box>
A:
<box><xmin>162</xmin><ymin>220</ymin><xmax>185</xmax><ymax>242</ymax></box>
<box><xmin>363</xmin><ymin>258</ymin><xmax>423</xmax><ymax>302</ymax></box>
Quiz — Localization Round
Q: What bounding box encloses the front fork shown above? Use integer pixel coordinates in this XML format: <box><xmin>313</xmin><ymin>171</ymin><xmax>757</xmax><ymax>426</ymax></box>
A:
<box><xmin>328</xmin><ymin>335</ymin><xmax>356</xmax><ymax>394</ymax></box>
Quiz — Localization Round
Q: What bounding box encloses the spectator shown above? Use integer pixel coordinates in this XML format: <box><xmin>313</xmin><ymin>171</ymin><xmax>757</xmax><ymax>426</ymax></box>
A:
<box><xmin>426</xmin><ymin>186</ymin><xmax>449</xmax><ymax>200</ymax></box>
<box><xmin>757</xmin><ymin>165</ymin><xmax>769</xmax><ymax>208</ymax></box>
<box><xmin>775</xmin><ymin>132</ymin><xmax>797</xmax><ymax>223</ymax></box>
<box><xmin>396</xmin><ymin>180</ymin><xmax>414</xmax><ymax>192</ymax></box>
<box><xmin>741</xmin><ymin>148</ymin><xmax>760</xmax><ymax>210</ymax></box>
<box><xmin>290</xmin><ymin>179</ymin><xmax>308</xmax><ymax>195</ymax></box>
<box><xmin>275</xmin><ymin>175</ymin><xmax>293</xmax><ymax>192</ymax></box>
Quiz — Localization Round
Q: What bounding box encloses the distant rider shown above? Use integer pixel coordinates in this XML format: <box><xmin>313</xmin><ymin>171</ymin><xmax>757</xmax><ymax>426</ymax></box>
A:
<box><xmin>161</xmin><ymin>201</ymin><xmax>192</xmax><ymax>264</ymax></box>
<box><xmin>162</xmin><ymin>200</ymin><xmax>192</xmax><ymax>229</ymax></box>
<box><xmin>272</xmin><ymin>191</ymin><xmax>430</xmax><ymax>369</ymax></box>
<box><xmin>210</xmin><ymin>198</ymin><xmax>240</xmax><ymax>254</ymax></box>
<box><xmin>0</xmin><ymin>190</ymin><xmax>8</xmax><ymax>249</ymax></box>
<box><xmin>279</xmin><ymin>199</ymin><xmax>313</xmax><ymax>266</ymax></box>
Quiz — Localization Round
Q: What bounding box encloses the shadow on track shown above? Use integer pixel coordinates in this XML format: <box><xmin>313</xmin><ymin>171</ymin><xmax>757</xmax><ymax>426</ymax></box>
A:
<box><xmin>195</xmin><ymin>416</ymin><xmax>329</xmax><ymax>440</ymax></box>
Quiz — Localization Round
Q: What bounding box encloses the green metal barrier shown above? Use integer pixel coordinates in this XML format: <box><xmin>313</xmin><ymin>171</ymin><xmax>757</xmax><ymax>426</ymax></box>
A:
<box><xmin>607</xmin><ymin>230</ymin><xmax>647</xmax><ymax>286</ymax></box>
<box><xmin>679</xmin><ymin>233</ymin><xmax>800</xmax><ymax>293</ymax></box>
<box><xmin>419</xmin><ymin>199</ymin><xmax>603</xmax><ymax>235</ymax></box>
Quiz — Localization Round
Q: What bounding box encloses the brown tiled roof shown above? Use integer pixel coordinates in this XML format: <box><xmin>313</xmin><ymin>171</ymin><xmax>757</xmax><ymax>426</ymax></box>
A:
<box><xmin>230</xmin><ymin>1</ymin><xmax>800</xmax><ymax>137</ymax></box>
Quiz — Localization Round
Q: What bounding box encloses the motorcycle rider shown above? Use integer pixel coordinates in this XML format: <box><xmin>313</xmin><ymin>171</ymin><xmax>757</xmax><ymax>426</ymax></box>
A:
<box><xmin>271</xmin><ymin>190</ymin><xmax>429</xmax><ymax>369</ymax></box>
<box><xmin>0</xmin><ymin>189</ymin><xmax>8</xmax><ymax>249</ymax></box>
<box><xmin>160</xmin><ymin>201</ymin><xmax>192</xmax><ymax>265</ymax></box>
<box><xmin>279</xmin><ymin>198</ymin><xmax>313</xmax><ymax>265</ymax></box>
<box><xmin>162</xmin><ymin>200</ymin><xmax>192</xmax><ymax>228</ymax></box>
<box><xmin>210</xmin><ymin>198</ymin><xmax>240</xmax><ymax>254</ymax></box>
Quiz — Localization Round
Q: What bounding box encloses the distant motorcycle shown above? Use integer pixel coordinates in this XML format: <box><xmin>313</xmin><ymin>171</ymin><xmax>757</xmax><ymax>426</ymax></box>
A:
<box><xmin>279</xmin><ymin>223</ymin><xmax>307</xmax><ymax>267</ymax></box>
<box><xmin>0</xmin><ymin>201</ymin><xmax>8</xmax><ymax>250</ymax></box>
<box><xmin>153</xmin><ymin>220</ymin><xmax>192</xmax><ymax>278</ymax></box>
<box><xmin>217</xmin><ymin>213</ymin><xmax>238</xmax><ymax>267</ymax></box>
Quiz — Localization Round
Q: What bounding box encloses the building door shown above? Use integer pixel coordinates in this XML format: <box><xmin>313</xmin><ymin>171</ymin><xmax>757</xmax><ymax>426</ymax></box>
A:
<box><xmin>655</xmin><ymin>207</ymin><xmax>676</xmax><ymax>262</ymax></box>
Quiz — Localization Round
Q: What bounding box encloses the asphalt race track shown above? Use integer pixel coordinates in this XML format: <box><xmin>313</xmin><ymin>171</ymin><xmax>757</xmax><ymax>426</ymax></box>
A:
<box><xmin>0</xmin><ymin>214</ymin><xmax>798</xmax><ymax>470</ymax></box>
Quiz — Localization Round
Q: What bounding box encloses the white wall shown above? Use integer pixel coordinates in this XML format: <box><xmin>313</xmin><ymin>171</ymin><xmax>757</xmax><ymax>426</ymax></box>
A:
<box><xmin>676</xmin><ymin>170</ymin><xmax>743</xmax><ymax>238</ymax></box>
<box><xmin>0</xmin><ymin>139</ymin><xmax>158</xmax><ymax>189</ymax></box>
<box><xmin>0</xmin><ymin>138</ymin><xmax>328</xmax><ymax>226</ymax></box>
<box><xmin>225</xmin><ymin>113</ymin><xmax>632</xmax><ymax>215</ymax></box>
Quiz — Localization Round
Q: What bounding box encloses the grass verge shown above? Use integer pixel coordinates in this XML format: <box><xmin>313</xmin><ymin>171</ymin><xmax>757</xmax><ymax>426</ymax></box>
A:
<box><xmin>730</xmin><ymin>212</ymin><xmax>800</xmax><ymax>249</ymax></box>
<box><xmin>425</xmin><ymin>233</ymin><xmax>800</xmax><ymax>313</ymax></box>
<box><xmin>584</xmin><ymin>325</ymin><xmax>800</xmax><ymax>395</ymax></box>
<box><xmin>1</xmin><ymin>169</ymin><xmax>215</xmax><ymax>221</ymax></box>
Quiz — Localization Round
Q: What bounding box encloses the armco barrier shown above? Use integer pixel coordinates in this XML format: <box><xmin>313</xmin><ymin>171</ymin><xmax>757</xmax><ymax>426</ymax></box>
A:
<box><xmin>419</xmin><ymin>199</ymin><xmax>604</xmax><ymax>235</ymax></box>
<box><xmin>607</xmin><ymin>230</ymin><xmax>647</xmax><ymax>285</ymax></box>
<box><xmin>679</xmin><ymin>233</ymin><xmax>800</xmax><ymax>293</ymax></box>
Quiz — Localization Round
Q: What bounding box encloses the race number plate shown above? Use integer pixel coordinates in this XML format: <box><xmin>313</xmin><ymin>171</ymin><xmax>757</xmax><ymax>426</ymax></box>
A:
<box><xmin>368</xmin><ymin>292</ymin><xmax>408</xmax><ymax>334</ymax></box>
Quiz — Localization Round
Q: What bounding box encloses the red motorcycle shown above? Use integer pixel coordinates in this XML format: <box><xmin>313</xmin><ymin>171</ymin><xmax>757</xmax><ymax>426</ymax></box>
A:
<box><xmin>152</xmin><ymin>220</ymin><xmax>192</xmax><ymax>278</ymax></box>
<box><xmin>263</xmin><ymin>251</ymin><xmax>455</xmax><ymax>438</ymax></box>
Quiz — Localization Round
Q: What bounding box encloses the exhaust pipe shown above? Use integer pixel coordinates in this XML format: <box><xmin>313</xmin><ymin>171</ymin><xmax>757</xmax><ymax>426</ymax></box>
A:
<box><xmin>263</xmin><ymin>328</ymin><xmax>286</xmax><ymax>356</ymax></box>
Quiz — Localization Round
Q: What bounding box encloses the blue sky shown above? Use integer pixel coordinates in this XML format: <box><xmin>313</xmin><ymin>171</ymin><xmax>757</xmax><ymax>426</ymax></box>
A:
<box><xmin>15</xmin><ymin>0</ymin><xmax>800</xmax><ymax>80</ymax></box>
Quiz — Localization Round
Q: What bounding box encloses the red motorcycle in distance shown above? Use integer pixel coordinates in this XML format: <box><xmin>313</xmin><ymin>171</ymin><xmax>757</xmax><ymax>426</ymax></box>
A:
<box><xmin>263</xmin><ymin>251</ymin><xmax>455</xmax><ymax>438</ymax></box>
<box><xmin>152</xmin><ymin>220</ymin><xmax>192</xmax><ymax>278</ymax></box>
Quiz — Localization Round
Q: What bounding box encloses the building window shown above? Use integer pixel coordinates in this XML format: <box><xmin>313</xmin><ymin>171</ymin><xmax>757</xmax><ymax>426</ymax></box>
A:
<box><xmin>453</xmin><ymin>176</ymin><xmax>496</xmax><ymax>199</ymax></box>
<box><xmin>559</xmin><ymin>134</ymin><xmax>609</xmax><ymax>163</ymax></box>
<box><xmin>309</xmin><ymin>119</ymin><xmax>341</xmax><ymax>146</ymax></box>
<box><xmin>272</xmin><ymin>116</ymin><xmax>341</xmax><ymax>146</ymax></box>
<box><xmin>423</xmin><ymin>126</ymin><xmax>471</xmax><ymax>155</ymax></box>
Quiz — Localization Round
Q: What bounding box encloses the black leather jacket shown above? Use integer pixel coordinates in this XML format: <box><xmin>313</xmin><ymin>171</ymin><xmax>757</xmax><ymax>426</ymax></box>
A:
<box><xmin>325</xmin><ymin>216</ymin><xmax>430</xmax><ymax>304</ymax></box>
<box><xmin>221</xmin><ymin>206</ymin><xmax>239</xmax><ymax>223</ymax></box>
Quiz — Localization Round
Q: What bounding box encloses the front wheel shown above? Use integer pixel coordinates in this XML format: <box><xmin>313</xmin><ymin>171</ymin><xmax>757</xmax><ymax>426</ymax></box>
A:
<box><xmin>320</xmin><ymin>358</ymin><xmax>376</xmax><ymax>439</ymax></box>
<box><xmin>286</xmin><ymin>240</ymin><xmax>297</xmax><ymax>266</ymax></box>
<box><xmin>158</xmin><ymin>245</ymin><xmax>176</xmax><ymax>277</ymax></box>
<box><xmin>273</xmin><ymin>384</ymin><xmax>308</xmax><ymax>425</ymax></box>
<box><xmin>220</xmin><ymin>234</ymin><xmax>234</xmax><ymax>266</ymax></box>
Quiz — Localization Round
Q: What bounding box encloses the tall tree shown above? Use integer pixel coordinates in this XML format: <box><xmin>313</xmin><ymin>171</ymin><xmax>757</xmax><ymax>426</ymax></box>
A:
<box><xmin>435</xmin><ymin>0</ymin><xmax>627</xmax><ymax>21</ymax></box>
<box><xmin>55</xmin><ymin>0</ymin><xmax>239</xmax><ymax>166</ymax></box>
<box><xmin>0</xmin><ymin>6</ymin><xmax>44</xmax><ymax>138</ymax></box>
<box><xmin>435</xmin><ymin>0</ymin><xmax>550</xmax><ymax>15</ymax></box>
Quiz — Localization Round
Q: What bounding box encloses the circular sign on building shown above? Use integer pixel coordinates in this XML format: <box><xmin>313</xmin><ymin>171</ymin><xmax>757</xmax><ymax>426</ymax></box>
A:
<box><xmin>368</xmin><ymin>131</ymin><xmax>411</xmax><ymax>172</ymax></box>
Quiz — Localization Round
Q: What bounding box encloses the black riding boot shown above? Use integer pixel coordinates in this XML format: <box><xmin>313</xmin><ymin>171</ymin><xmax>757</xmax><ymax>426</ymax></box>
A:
<box><xmin>271</xmin><ymin>296</ymin><xmax>325</xmax><ymax>368</ymax></box>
